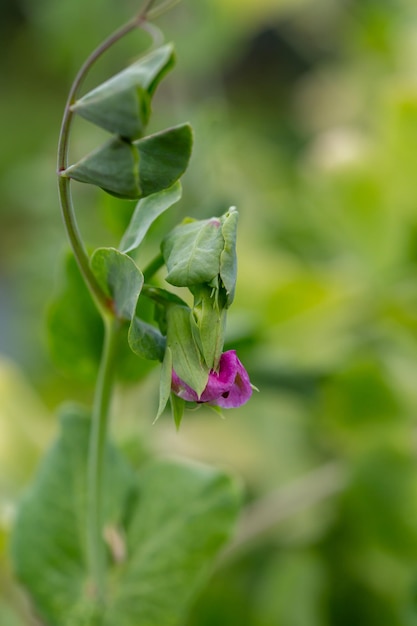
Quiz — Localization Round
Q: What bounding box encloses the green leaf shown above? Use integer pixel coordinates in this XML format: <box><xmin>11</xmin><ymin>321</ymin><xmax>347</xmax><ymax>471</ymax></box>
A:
<box><xmin>64</xmin><ymin>137</ymin><xmax>141</xmax><ymax>199</ymax></box>
<box><xmin>103</xmin><ymin>459</ymin><xmax>242</xmax><ymax>626</ymax></box>
<box><xmin>11</xmin><ymin>407</ymin><xmax>241</xmax><ymax>626</ymax></box>
<box><xmin>166</xmin><ymin>304</ymin><xmax>209</xmax><ymax>397</ymax></box>
<box><xmin>128</xmin><ymin>316</ymin><xmax>166</xmax><ymax>361</ymax></box>
<box><xmin>115</xmin><ymin>322</ymin><xmax>156</xmax><ymax>383</ymax></box>
<box><xmin>47</xmin><ymin>252</ymin><xmax>150</xmax><ymax>385</ymax></box>
<box><xmin>162</xmin><ymin>217</ymin><xmax>224</xmax><ymax>287</ymax></box>
<box><xmin>71</xmin><ymin>45</ymin><xmax>175</xmax><ymax>139</ymax></box>
<box><xmin>47</xmin><ymin>253</ymin><xmax>104</xmax><ymax>383</ymax></box>
<box><xmin>144</xmin><ymin>286</ymin><xmax>189</xmax><ymax>308</ymax></box>
<box><xmin>63</xmin><ymin>124</ymin><xmax>193</xmax><ymax>200</ymax></box>
<box><xmin>11</xmin><ymin>406</ymin><xmax>135</xmax><ymax>626</ymax></box>
<box><xmin>120</xmin><ymin>182</ymin><xmax>182</xmax><ymax>253</ymax></box>
<box><xmin>90</xmin><ymin>247</ymin><xmax>143</xmax><ymax>320</ymax></box>
<box><xmin>135</xmin><ymin>123</ymin><xmax>193</xmax><ymax>197</ymax></box>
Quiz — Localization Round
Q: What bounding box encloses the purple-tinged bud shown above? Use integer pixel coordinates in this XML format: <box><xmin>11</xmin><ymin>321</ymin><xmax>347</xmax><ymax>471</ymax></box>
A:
<box><xmin>172</xmin><ymin>350</ymin><xmax>252</xmax><ymax>409</ymax></box>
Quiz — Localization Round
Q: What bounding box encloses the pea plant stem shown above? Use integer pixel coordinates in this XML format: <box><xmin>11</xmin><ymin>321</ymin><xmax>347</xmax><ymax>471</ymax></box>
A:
<box><xmin>87</xmin><ymin>316</ymin><xmax>121</xmax><ymax>603</ymax></box>
<box><xmin>56</xmin><ymin>1</ymin><xmax>159</xmax><ymax>314</ymax></box>
<box><xmin>55</xmin><ymin>0</ymin><xmax>169</xmax><ymax>607</ymax></box>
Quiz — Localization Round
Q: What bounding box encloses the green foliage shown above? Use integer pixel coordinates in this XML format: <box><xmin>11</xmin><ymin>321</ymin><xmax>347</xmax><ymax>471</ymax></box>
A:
<box><xmin>219</xmin><ymin>207</ymin><xmax>238</xmax><ymax>305</ymax></box>
<box><xmin>120</xmin><ymin>182</ymin><xmax>182</xmax><ymax>253</ymax></box>
<box><xmin>72</xmin><ymin>44</ymin><xmax>175</xmax><ymax>139</ymax></box>
<box><xmin>162</xmin><ymin>207</ymin><xmax>238</xmax><ymax>304</ymax></box>
<box><xmin>128</xmin><ymin>316</ymin><xmax>166</xmax><ymax>361</ymax></box>
<box><xmin>47</xmin><ymin>253</ymin><xmax>104</xmax><ymax>383</ymax></box>
<box><xmin>64</xmin><ymin>124</ymin><xmax>192</xmax><ymax>200</ymax></box>
<box><xmin>11</xmin><ymin>407</ymin><xmax>241</xmax><ymax>626</ymax></box>
<box><xmin>65</xmin><ymin>137</ymin><xmax>142</xmax><ymax>199</ymax></box>
<box><xmin>90</xmin><ymin>247</ymin><xmax>143</xmax><ymax>320</ymax></box>
<box><xmin>47</xmin><ymin>253</ymin><xmax>151</xmax><ymax>384</ymax></box>
<box><xmin>163</xmin><ymin>217</ymin><xmax>225</xmax><ymax>286</ymax></box>
<box><xmin>11</xmin><ymin>406</ymin><xmax>133</xmax><ymax>626</ymax></box>
<box><xmin>102</xmin><ymin>459</ymin><xmax>241</xmax><ymax>626</ymax></box>
<box><xmin>166</xmin><ymin>305</ymin><xmax>209</xmax><ymax>397</ymax></box>
<box><xmin>7</xmin><ymin>0</ymin><xmax>417</xmax><ymax>624</ymax></box>
<box><xmin>135</xmin><ymin>123</ymin><xmax>193</xmax><ymax>197</ymax></box>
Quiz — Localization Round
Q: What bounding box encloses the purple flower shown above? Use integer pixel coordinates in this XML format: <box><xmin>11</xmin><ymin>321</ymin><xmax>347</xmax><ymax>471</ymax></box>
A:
<box><xmin>172</xmin><ymin>350</ymin><xmax>252</xmax><ymax>408</ymax></box>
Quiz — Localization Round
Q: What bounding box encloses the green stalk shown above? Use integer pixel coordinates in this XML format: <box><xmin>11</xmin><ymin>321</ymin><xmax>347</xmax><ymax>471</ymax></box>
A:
<box><xmin>56</xmin><ymin>0</ymin><xmax>181</xmax><ymax>607</ymax></box>
<box><xmin>56</xmin><ymin>0</ymin><xmax>156</xmax><ymax>605</ymax></box>
<box><xmin>56</xmin><ymin>0</ymin><xmax>159</xmax><ymax>314</ymax></box>
<box><xmin>87</xmin><ymin>316</ymin><xmax>121</xmax><ymax>604</ymax></box>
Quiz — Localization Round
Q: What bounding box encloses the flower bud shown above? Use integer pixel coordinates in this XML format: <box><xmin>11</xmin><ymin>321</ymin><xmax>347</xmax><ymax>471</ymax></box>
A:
<box><xmin>161</xmin><ymin>206</ymin><xmax>238</xmax><ymax>305</ymax></box>
<box><xmin>172</xmin><ymin>350</ymin><xmax>253</xmax><ymax>409</ymax></box>
<box><xmin>161</xmin><ymin>207</ymin><xmax>238</xmax><ymax>370</ymax></box>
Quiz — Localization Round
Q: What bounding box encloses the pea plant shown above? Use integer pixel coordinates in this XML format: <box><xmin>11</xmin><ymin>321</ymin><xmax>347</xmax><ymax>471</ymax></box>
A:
<box><xmin>11</xmin><ymin>2</ymin><xmax>253</xmax><ymax>625</ymax></box>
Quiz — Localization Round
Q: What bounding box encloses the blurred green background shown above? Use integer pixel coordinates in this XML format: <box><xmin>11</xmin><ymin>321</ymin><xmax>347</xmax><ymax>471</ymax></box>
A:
<box><xmin>3</xmin><ymin>0</ymin><xmax>417</xmax><ymax>623</ymax></box>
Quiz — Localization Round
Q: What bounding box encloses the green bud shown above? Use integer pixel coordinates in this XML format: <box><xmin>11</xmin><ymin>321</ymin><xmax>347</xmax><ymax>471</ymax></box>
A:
<box><xmin>71</xmin><ymin>45</ymin><xmax>175</xmax><ymax>139</ymax></box>
<box><xmin>162</xmin><ymin>206</ymin><xmax>238</xmax><ymax>306</ymax></box>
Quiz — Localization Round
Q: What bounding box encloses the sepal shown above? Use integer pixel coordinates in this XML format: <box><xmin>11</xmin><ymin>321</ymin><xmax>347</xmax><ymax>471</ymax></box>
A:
<box><xmin>155</xmin><ymin>346</ymin><xmax>173</xmax><ymax>422</ymax></box>
<box><xmin>170</xmin><ymin>393</ymin><xmax>185</xmax><ymax>430</ymax></box>
<box><xmin>166</xmin><ymin>304</ymin><xmax>209</xmax><ymax>398</ymax></box>
<box><xmin>191</xmin><ymin>284</ymin><xmax>227</xmax><ymax>370</ymax></box>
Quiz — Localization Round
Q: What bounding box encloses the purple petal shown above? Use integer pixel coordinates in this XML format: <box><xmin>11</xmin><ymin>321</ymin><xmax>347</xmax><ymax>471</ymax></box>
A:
<box><xmin>172</xmin><ymin>350</ymin><xmax>252</xmax><ymax>409</ymax></box>
<box><xmin>199</xmin><ymin>350</ymin><xmax>237</xmax><ymax>402</ymax></box>
<box><xmin>171</xmin><ymin>370</ymin><xmax>199</xmax><ymax>402</ymax></box>
<box><xmin>209</xmin><ymin>351</ymin><xmax>252</xmax><ymax>408</ymax></box>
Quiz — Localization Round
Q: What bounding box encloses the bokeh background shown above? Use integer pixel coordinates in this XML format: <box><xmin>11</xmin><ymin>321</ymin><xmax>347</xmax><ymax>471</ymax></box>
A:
<box><xmin>3</xmin><ymin>0</ymin><xmax>417</xmax><ymax>623</ymax></box>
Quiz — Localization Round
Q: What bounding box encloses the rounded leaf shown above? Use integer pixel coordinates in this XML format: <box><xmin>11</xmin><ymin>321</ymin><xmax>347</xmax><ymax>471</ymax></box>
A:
<box><xmin>64</xmin><ymin>137</ymin><xmax>141</xmax><ymax>199</ymax></box>
<box><xmin>90</xmin><ymin>247</ymin><xmax>143</xmax><ymax>321</ymax></box>
<box><xmin>63</xmin><ymin>124</ymin><xmax>193</xmax><ymax>200</ymax></box>
<box><xmin>135</xmin><ymin>123</ymin><xmax>193</xmax><ymax>197</ymax></box>
<box><xmin>120</xmin><ymin>182</ymin><xmax>182</xmax><ymax>254</ymax></box>
<box><xmin>71</xmin><ymin>45</ymin><xmax>175</xmax><ymax>139</ymax></box>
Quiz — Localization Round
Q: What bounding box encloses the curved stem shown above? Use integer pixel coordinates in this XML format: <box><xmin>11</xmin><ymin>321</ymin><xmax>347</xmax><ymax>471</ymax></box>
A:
<box><xmin>56</xmin><ymin>0</ymin><xmax>180</xmax><ymax>607</ymax></box>
<box><xmin>57</xmin><ymin>1</ymin><xmax>158</xmax><ymax>313</ymax></box>
<box><xmin>57</xmin><ymin>176</ymin><xmax>109</xmax><ymax>311</ymax></box>
<box><xmin>87</xmin><ymin>316</ymin><xmax>121</xmax><ymax>604</ymax></box>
